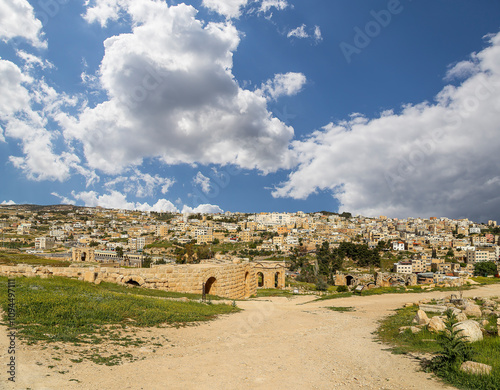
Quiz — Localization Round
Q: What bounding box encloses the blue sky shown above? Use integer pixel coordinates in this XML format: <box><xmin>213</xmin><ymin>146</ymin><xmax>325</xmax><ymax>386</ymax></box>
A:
<box><xmin>1</xmin><ymin>0</ymin><xmax>500</xmax><ymax>221</ymax></box>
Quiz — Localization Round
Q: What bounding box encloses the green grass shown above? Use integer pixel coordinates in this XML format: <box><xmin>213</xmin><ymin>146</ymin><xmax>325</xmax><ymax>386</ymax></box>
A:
<box><xmin>96</xmin><ymin>281</ymin><xmax>225</xmax><ymax>301</ymax></box>
<box><xmin>0</xmin><ymin>252</ymin><xmax>71</xmax><ymax>267</ymax></box>
<box><xmin>471</xmin><ymin>277</ymin><xmax>500</xmax><ymax>285</ymax></box>
<box><xmin>255</xmin><ymin>288</ymin><xmax>294</xmax><ymax>297</ymax></box>
<box><xmin>0</xmin><ymin>276</ymin><xmax>238</xmax><ymax>345</ymax></box>
<box><xmin>377</xmin><ymin>305</ymin><xmax>500</xmax><ymax>389</ymax></box>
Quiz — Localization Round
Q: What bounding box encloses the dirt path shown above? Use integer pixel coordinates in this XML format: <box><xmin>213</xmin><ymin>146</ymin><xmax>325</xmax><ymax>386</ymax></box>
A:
<box><xmin>3</xmin><ymin>284</ymin><xmax>500</xmax><ymax>390</ymax></box>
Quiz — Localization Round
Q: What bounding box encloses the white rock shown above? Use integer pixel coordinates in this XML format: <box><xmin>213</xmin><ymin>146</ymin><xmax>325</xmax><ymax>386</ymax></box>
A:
<box><xmin>460</xmin><ymin>361</ymin><xmax>492</xmax><ymax>375</ymax></box>
<box><xmin>463</xmin><ymin>304</ymin><xmax>482</xmax><ymax>318</ymax></box>
<box><xmin>413</xmin><ymin>310</ymin><xmax>430</xmax><ymax>325</ymax></box>
<box><xmin>428</xmin><ymin>316</ymin><xmax>446</xmax><ymax>333</ymax></box>
<box><xmin>454</xmin><ymin>320</ymin><xmax>483</xmax><ymax>342</ymax></box>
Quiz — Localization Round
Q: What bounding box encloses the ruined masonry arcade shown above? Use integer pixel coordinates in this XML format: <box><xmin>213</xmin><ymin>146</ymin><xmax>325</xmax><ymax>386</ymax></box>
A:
<box><xmin>0</xmin><ymin>260</ymin><xmax>286</xmax><ymax>299</ymax></box>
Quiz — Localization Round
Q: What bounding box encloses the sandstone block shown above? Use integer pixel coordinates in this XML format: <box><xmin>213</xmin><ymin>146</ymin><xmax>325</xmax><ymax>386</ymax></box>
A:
<box><xmin>460</xmin><ymin>361</ymin><xmax>492</xmax><ymax>375</ymax></box>
<box><xmin>456</xmin><ymin>312</ymin><xmax>468</xmax><ymax>322</ymax></box>
<box><xmin>454</xmin><ymin>320</ymin><xmax>483</xmax><ymax>342</ymax></box>
<box><xmin>419</xmin><ymin>304</ymin><xmax>448</xmax><ymax>314</ymax></box>
<box><xmin>413</xmin><ymin>310</ymin><xmax>430</xmax><ymax>325</ymax></box>
<box><xmin>428</xmin><ymin>316</ymin><xmax>446</xmax><ymax>333</ymax></box>
<box><xmin>464</xmin><ymin>304</ymin><xmax>482</xmax><ymax>318</ymax></box>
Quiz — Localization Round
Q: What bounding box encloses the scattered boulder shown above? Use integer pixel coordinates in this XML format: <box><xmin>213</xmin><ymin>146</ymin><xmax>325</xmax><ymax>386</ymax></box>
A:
<box><xmin>399</xmin><ymin>326</ymin><xmax>410</xmax><ymax>333</ymax></box>
<box><xmin>463</xmin><ymin>304</ymin><xmax>482</xmax><ymax>318</ymax></box>
<box><xmin>482</xmin><ymin>299</ymin><xmax>497</xmax><ymax>309</ymax></box>
<box><xmin>460</xmin><ymin>361</ymin><xmax>492</xmax><ymax>376</ymax></box>
<box><xmin>456</xmin><ymin>312</ymin><xmax>468</xmax><ymax>322</ymax></box>
<box><xmin>413</xmin><ymin>310</ymin><xmax>430</xmax><ymax>325</ymax></box>
<box><xmin>410</xmin><ymin>326</ymin><xmax>422</xmax><ymax>334</ymax></box>
<box><xmin>428</xmin><ymin>316</ymin><xmax>446</xmax><ymax>333</ymax></box>
<box><xmin>454</xmin><ymin>320</ymin><xmax>483</xmax><ymax>342</ymax></box>
<box><xmin>497</xmin><ymin>318</ymin><xmax>500</xmax><ymax>337</ymax></box>
<box><xmin>419</xmin><ymin>304</ymin><xmax>448</xmax><ymax>314</ymax></box>
<box><xmin>83</xmin><ymin>271</ymin><xmax>97</xmax><ymax>283</ymax></box>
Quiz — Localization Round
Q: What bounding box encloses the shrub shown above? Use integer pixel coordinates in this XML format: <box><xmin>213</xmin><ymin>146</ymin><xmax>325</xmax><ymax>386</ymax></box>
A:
<box><xmin>315</xmin><ymin>279</ymin><xmax>328</xmax><ymax>291</ymax></box>
<box><xmin>430</xmin><ymin>310</ymin><xmax>473</xmax><ymax>374</ymax></box>
<box><xmin>336</xmin><ymin>285</ymin><xmax>349</xmax><ymax>293</ymax></box>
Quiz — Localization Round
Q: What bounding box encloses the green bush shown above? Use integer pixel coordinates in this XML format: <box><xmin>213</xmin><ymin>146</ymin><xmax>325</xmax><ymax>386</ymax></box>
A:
<box><xmin>336</xmin><ymin>285</ymin><xmax>349</xmax><ymax>293</ymax></box>
<box><xmin>430</xmin><ymin>310</ymin><xmax>473</xmax><ymax>374</ymax></box>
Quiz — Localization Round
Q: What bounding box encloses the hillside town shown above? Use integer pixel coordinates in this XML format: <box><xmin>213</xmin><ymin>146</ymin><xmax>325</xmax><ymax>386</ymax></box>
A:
<box><xmin>1</xmin><ymin>205</ymin><xmax>499</xmax><ymax>288</ymax></box>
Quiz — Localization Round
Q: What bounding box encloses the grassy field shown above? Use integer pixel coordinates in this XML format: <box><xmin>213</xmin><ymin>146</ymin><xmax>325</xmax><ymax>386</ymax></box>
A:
<box><xmin>255</xmin><ymin>288</ymin><xmax>294</xmax><ymax>297</ymax></box>
<box><xmin>377</xmin><ymin>304</ymin><xmax>500</xmax><ymax>389</ymax></box>
<box><xmin>0</xmin><ymin>276</ymin><xmax>238</xmax><ymax>347</ymax></box>
<box><xmin>97</xmin><ymin>280</ymin><xmax>226</xmax><ymax>301</ymax></box>
<box><xmin>471</xmin><ymin>276</ymin><xmax>500</xmax><ymax>285</ymax></box>
<box><xmin>0</xmin><ymin>252</ymin><xmax>71</xmax><ymax>267</ymax></box>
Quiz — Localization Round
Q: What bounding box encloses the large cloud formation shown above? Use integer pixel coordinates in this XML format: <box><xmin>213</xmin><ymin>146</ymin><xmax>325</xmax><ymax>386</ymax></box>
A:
<box><xmin>273</xmin><ymin>32</ymin><xmax>500</xmax><ymax>221</ymax></box>
<box><xmin>73</xmin><ymin>0</ymin><xmax>295</xmax><ymax>175</ymax></box>
<box><xmin>0</xmin><ymin>0</ymin><xmax>45</xmax><ymax>47</ymax></box>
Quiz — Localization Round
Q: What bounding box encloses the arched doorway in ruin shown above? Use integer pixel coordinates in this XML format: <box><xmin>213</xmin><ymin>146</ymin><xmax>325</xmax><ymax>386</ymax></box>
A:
<box><xmin>275</xmin><ymin>272</ymin><xmax>280</xmax><ymax>288</ymax></box>
<box><xmin>205</xmin><ymin>277</ymin><xmax>217</xmax><ymax>295</ymax></box>
<box><xmin>123</xmin><ymin>276</ymin><xmax>145</xmax><ymax>287</ymax></box>
<box><xmin>81</xmin><ymin>252</ymin><xmax>86</xmax><ymax>261</ymax></box>
<box><xmin>257</xmin><ymin>272</ymin><xmax>264</xmax><ymax>288</ymax></box>
<box><xmin>345</xmin><ymin>275</ymin><xmax>354</xmax><ymax>286</ymax></box>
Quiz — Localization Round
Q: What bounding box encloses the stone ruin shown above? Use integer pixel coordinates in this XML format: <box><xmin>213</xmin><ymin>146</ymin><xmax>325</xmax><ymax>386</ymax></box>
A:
<box><xmin>333</xmin><ymin>272</ymin><xmax>417</xmax><ymax>288</ymax></box>
<box><xmin>0</xmin><ymin>256</ymin><xmax>286</xmax><ymax>300</ymax></box>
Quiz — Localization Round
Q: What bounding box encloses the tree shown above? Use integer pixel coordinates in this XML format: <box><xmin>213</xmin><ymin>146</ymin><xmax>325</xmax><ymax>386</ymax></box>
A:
<box><xmin>474</xmin><ymin>261</ymin><xmax>498</xmax><ymax>276</ymax></box>
<box><xmin>142</xmin><ymin>254</ymin><xmax>152</xmax><ymax>268</ymax></box>
<box><xmin>116</xmin><ymin>246</ymin><xmax>124</xmax><ymax>258</ymax></box>
<box><xmin>89</xmin><ymin>240</ymin><xmax>99</xmax><ymax>247</ymax></box>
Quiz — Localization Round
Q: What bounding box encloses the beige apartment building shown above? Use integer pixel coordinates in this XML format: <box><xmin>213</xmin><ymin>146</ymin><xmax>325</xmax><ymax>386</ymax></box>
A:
<box><xmin>466</xmin><ymin>248</ymin><xmax>498</xmax><ymax>263</ymax></box>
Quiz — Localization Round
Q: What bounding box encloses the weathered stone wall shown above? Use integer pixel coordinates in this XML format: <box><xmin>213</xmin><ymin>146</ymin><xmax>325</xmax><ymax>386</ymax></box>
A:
<box><xmin>375</xmin><ymin>272</ymin><xmax>417</xmax><ymax>287</ymax></box>
<box><xmin>334</xmin><ymin>273</ymin><xmax>376</xmax><ymax>287</ymax></box>
<box><xmin>0</xmin><ymin>262</ymin><xmax>261</xmax><ymax>299</ymax></box>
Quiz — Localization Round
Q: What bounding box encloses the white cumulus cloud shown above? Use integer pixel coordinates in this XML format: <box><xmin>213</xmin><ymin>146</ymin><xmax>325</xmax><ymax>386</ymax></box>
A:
<box><xmin>71</xmin><ymin>190</ymin><xmax>179</xmax><ymax>212</ymax></box>
<box><xmin>193</xmin><ymin>172</ymin><xmax>212</xmax><ymax>194</ymax></box>
<box><xmin>0</xmin><ymin>59</ymin><xmax>82</xmax><ymax>181</ymax></box>
<box><xmin>287</xmin><ymin>24</ymin><xmax>308</xmax><ymax>39</ymax></box>
<box><xmin>273</xmin><ymin>32</ymin><xmax>500</xmax><ymax>222</ymax></box>
<box><xmin>0</xmin><ymin>0</ymin><xmax>46</xmax><ymax>48</ymax></box>
<box><xmin>202</xmin><ymin>0</ymin><xmax>249</xmax><ymax>19</ymax></box>
<box><xmin>260</xmin><ymin>72</ymin><xmax>307</xmax><ymax>100</ymax></box>
<box><xmin>259</xmin><ymin>0</ymin><xmax>288</xmax><ymax>13</ymax></box>
<box><xmin>182</xmin><ymin>204</ymin><xmax>224</xmax><ymax>214</ymax></box>
<box><xmin>74</xmin><ymin>1</ymin><xmax>294</xmax><ymax>175</ymax></box>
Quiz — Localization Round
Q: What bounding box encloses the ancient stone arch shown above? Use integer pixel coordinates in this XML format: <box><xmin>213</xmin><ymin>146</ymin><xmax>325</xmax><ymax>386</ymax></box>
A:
<box><xmin>122</xmin><ymin>275</ymin><xmax>145</xmax><ymax>286</ymax></box>
<box><xmin>254</xmin><ymin>262</ymin><xmax>285</xmax><ymax>289</ymax></box>
<box><xmin>72</xmin><ymin>247</ymin><xmax>96</xmax><ymax>262</ymax></box>
<box><xmin>204</xmin><ymin>276</ymin><xmax>217</xmax><ymax>295</ymax></box>
<box><xmin>257</xmin><ymin>272</ymin><xmax>264</xmax><ymax>287</ymax></box>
